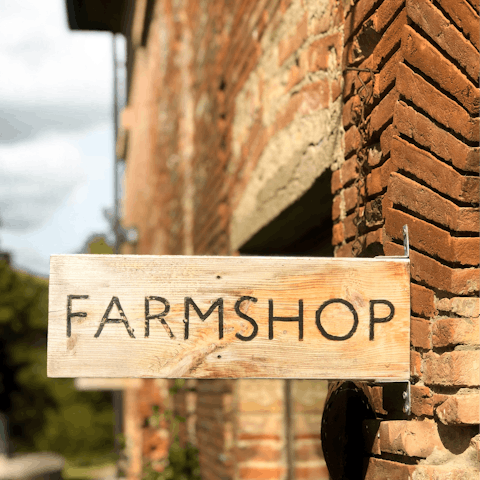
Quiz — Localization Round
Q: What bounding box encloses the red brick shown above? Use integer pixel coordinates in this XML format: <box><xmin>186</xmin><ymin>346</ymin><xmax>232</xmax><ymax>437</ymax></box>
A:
<box><xmin>414</xmin><ymin>464</ymin><xmax>480</xmax><ymax>479</ymax></box>
<box><xmin>437</xmin><ymin>0</ymin><xmax>480</xmax><ymax>51</ymax></box>
<box><xmin>278</xmin><ymin>12</ymin><xmax>308</xmax><ymax>66</ymax></box>
<box><xmin>437</xmin><ymin>393</ymin><xmax>480</xmax><ymax>425</ymax></box>
<box><xmin>343</xmin><ymin>184</ymin><xmax>358</xmax><ymax>214</ymax></box>
<box><xmin>411</xmin><ymin>350</ymin><xmax>422</xmax><ymax>379</ymax></box>
<box><xmin>424</xmin><ymin>350</ymin><xmax>480</xmax><ymax>387</ymax></box>
<box><xmin>432</xmin><ymin>317</ymin><xmax>480</xmax><ymax>347</ymax></box>
<box><xmin>411</xmin><ymin>316</ymin><xmax>431</xmax><ymax>350</ymax></box>
<box><xmin>364</xmin><ymin>457</ymin><xmax>415</xmax><ymax>480</ymax></box>
<box><xmin>436</xmin><ymin>297</ymin><xmax>480</xmax><ymax>317</ymax></box>
<box><xmin>402</xmin><ymin>26</ymin><xmax>480</xmax><ymax>115</ymax></box>
<box><xmin>411</xmin><ymin>385</ymin><xmax>434</xmax><ymax>417</ymax></box>
<box><xmin>308</xmin><ymin>11</ymin><xmax>330</xmax><ymax>37</ymax></box>
<box><xmin>344</xmin><ymin>10</ymin><xmax>407</xmax><ymax>68</ymax></box>
<box><xmin>411</xmin><ymin>283</ymin><xmax>437</xmax><ymax>319</ymax></box>
<box><xmin>340</xmin><ymin>155</ymin><xmax>359</xmax><ymax>187</ymax></box>
<box><xmin>396</xmin><ymin>64</ymin><xmax>479</xmax><ymax>143</ymax></box>
<box><xmin>373</xmin><ymin>0</ymin><xmax>404</xmax><ymax>34</ymax></box>
<box><xmin>373</xmin><ymin>49</ymin><xmax>403</xmax><ymax>100</ymax></box>
<box><xmin>295</xmin><ymin>465</ymin><xmax>329</xmax><ymax>480</ymax></box>
<box><xmin>466</xmin><ymin>0</ymin><xmax>480</xmax><ymax>14</ymax></box>
<box><xmin>335</xmin><ymin>226</ymin><xmax>384</xmax><ymax>257</ymax></box>
<box><xmin>306</xmin><ymin>33</ymin><xmax>342</xmax><ymax>73</ymax></box>
<box><xmin>364</xmin><ymin>226</ymin><xmax>384</xmax><ymax>246</ymax></box>
<box><xmin>294</xmin><ymin>440</ymin><xmax>323</xmax><ymax>462</ymax></box>
<box><xmin>239</xmin><ymin>466</ymin><xmax>286</xmax><ymax>480</ymax></box>
<box><xmin>344</xmin><ymin>126</ymin><xmax>362</xmax><ymax>157</ymax></box>
<box><xmin>379</xmin><ymin>124</ymin><xmax>395</xmax><ymax>157</ymax></box>
<box><xmin>298</xmin><ymin>80</ymin><xmax>330</xmax><ymax>115</ymax></box>
<box><xmin>344</xmin><ymin>0</ymin><xmax>377</xmax><ymax>41</ymax></box>
<box><xmin>329</xmin><ymin>77</ymin><xmax>342</xmax><ymax>103</ymax></box>
<box><xmin>334</xmin><ymin>241</ymin><xmax>354</xmax><ymax>258</ymax></box>
<box><xmin>332</xmin><ymin>0</ymin><xmax>344</xmax><ymax>28</ymax></box>
<box><xmin>332</xmin><ymin>194</ymin><xmax>341</xmax><ymax>221</ymax></box>
<box><xmin>343</xmin><ymin>94</ymin><xmax>362</xmax><ymax>129</ymax></box>
<box><xmin>385</xmin><ymin>241</ymin><xmax>480</xmax><ymax>295</ymax></box>
<box><xmin>368</xmin><ymin>88</ymin><xmax>398</xmax><ymax>138</ymax></box>
<box><xmin>367</xmin><ymin>386</ymin><xmax>387</xmax><ymax>415</ymax></box>
<box><xmin>279</xmin><ymin>0</ymin><xmax>292</xmax><ymax>14</ymax></box>
<box><xmin>237</xmin><ymin>443</ymin><xmax>282</xmax><ymax>462</ymax></box>
<box><xmin>371</xmin><ymin>9</ymin><xmax>406</xmax><ymax>70</ymax></box>
<box><xmin>473</xmin><ymin>435</ymin><xmax>480</xmax><ymax>462</ymax></box>
<box><xmin>385</xmin><ymin>207</ymin><xmax>480</xmax><ymax>266</ymax></box>
<box><xmin>341</xmin><ymin>211</ymin><xmax>357</xmax><ymax>241</ymax></box>
<box><xmin>433</xmin><ymin>392</ymin><xmax>449</xmax><ymax>407</ymax></box>
<box><xmin>366</xmin><ymin>159</ymin><xmax>395</xmax><ymax>197</ymax></box>
<box><xmin>367</xmin><ymin>144</ymin><xmax>382</xmax><ymax>168</ymax></box>
<box><xmin>275</xmin><ymin>80</ymin><xmax>329</xmax><ymax>131</ymax></box>
<box><xmin>332</xmin><ymin>222</ymin><xmax>344</xmax><ymax>245</ymax></box>
<box><xmin>391</xmin><ymin>136</ymin><xmax>480</xmax><ymax>204</ymax></box>
<box><xmin>394</xmin><ymin>101</ymin><xmax>479</xmax><ymax>173</ymax></box>
<box><xmin>285</xmin><ymin>62</ymin><xmax>307</xmax><ymax>91</ymax></box>
<box><xmin>331</xmin><ymin>169</ymin><xmax>342</xmax><ymax>194</ymax></box>
<box><xmin>387</xmin><ymin>173</ymin><xmax>479</xmax><ymax>234</ymax></box>
<box><xmin>343</xmin><ymin>56</ymin><xmax>373</xmax><ymax>100</ymax></box>
<box><xmin>407</xmin><ymin>0</ymin><xmax>479</xmax><ymax>81</ymax></box>
<box><xmin>378</xmin><ymin>419</ymin><xmax>446</xmax><ymax>457</ymax></box>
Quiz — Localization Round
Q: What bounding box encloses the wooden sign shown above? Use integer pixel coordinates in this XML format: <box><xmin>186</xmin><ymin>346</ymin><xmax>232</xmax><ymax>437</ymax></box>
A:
<box><xmin>47</xmin><ymin>255</ymin><xmax>410</xmax><ymax>380</ymax></box>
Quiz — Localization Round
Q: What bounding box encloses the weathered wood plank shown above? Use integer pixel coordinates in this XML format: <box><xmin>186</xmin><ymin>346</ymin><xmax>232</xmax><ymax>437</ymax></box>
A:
<box><xmin>47</xmin><ymin>255</ymin><xmax>410</xmax><ymax>380</ymax></box>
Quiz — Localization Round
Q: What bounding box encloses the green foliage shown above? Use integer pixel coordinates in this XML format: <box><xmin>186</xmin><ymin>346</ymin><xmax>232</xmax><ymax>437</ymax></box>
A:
<box><xmin>142</xmin><ymin>440</ymin><xmax>201</xmax><ymax>480</ymax></box>
<box><xmin>142</xmin><ymin>397</ymin><xmax>200</xmax><ymax>480</ymax></box>
<box><xmin>0</xmin><ymin>260</ymin><xmax>114</xmax><ymax>460</ymax></box>
<box><xmin>87</xmin><ymin>237</ymin><xmax>114</xmax><ymax>255</ymax></box>
<box><xmin>79</xmin><ymin>234</ymin><xmax>114</xmax><ymax>255</ymax></box>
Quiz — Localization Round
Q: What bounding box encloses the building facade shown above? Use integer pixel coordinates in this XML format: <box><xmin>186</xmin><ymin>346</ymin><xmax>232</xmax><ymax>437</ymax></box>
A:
<box><xmin>66</xmin><ymin>0</ymin><xmax>480</xmax><ymax>478</ymax></box>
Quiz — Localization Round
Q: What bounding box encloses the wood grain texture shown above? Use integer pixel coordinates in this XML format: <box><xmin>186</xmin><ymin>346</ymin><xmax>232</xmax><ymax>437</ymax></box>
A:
<box><xmin>47</xmin><ymin>255</ymin><xmax>410</xmax><ymax>380</ymax></box>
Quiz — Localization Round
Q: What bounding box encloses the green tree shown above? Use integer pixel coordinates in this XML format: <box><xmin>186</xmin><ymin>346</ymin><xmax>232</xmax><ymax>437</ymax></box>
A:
<box><xmin>0</xmin><ymin>259</ymin><xmax>114</xmax><ymax>461</ymax></box>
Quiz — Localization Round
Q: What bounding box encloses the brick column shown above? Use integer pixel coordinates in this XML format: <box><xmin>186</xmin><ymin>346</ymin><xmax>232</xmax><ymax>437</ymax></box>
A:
<box><xmin>328</xmin><ymin>0</ymin><xmax>480</xmax><ymax>477</ymax></box>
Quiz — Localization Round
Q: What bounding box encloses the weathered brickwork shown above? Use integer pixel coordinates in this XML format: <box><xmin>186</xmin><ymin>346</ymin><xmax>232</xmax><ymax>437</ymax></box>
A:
<box><xmin>332</xmin><ymin>0</ymin><xmax>480</xmax><ymax>477</ymax></box>
<box><xmin>118</xmin><ymin>1</ymin><xmax>340</xmax><ymax>479</ymax></box>
<box><xmin>97</xmin><ymin>0</ymin><xmax>480</xmax><ymax>478</ymax></box>
<box><xmin>122</xmin><ymin>379</ymin><xmax>170</xmax><ymax>479</ymax></box>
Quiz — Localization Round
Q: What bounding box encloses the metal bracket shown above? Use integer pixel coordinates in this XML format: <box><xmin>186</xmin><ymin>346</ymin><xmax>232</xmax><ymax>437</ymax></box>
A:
<box><xmin>374</xmin><ymin>224</ymin><xmax>411</xmax><ymax>414</ymax></box>
<box><xmin>402</xmin><ymin>381</ymin><xmax>411</xmax><ymax>415</ymax></box>
<box><xmin>380</xmin><ymin>224</ymin><xmax>410</xmax><ymax>259</ymax></box>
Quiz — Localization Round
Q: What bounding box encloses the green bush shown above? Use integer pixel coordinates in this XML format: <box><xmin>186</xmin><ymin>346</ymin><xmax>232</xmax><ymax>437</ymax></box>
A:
<box><xmin>142</xmin><ymin>410</ymin><xmax>200</xmax><ymax>480</ymax></box>
<box><xmin>0</xmin><ymin>260</ymin><xmax>114</xmax><ymax>461</ymax></box>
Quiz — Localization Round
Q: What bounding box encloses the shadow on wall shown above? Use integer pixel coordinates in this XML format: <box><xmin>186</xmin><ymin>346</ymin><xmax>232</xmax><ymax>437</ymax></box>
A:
<box><xmin>240</xmin><ymin>168</ymin><xmax>333</xmax><ymax>257</ymax></box>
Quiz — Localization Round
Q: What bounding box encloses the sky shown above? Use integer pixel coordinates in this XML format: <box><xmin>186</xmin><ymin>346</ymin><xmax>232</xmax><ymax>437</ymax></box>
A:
<box><xmin>0</xmin><ymin>0</ymin><xmax>125</xmax><ymax>277</ymax></box>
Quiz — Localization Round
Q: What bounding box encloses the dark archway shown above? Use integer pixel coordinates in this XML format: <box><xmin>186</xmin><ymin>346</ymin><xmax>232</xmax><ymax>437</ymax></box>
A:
<box><xmin>321</xmin><ymin>382</ymin><xmax>377</xmax><ymax>480</ymax></box>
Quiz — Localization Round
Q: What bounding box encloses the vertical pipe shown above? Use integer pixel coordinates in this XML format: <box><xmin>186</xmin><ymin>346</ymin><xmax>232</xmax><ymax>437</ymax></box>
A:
<box><xmin>111</xmin><ymin>33</ymin><xmax>123</xmax><ymax>477</ymax></box>
<box><xmin>112</xmin><ymin>33</ymin><xmax>120</xmax><ymax>255</ymax></box>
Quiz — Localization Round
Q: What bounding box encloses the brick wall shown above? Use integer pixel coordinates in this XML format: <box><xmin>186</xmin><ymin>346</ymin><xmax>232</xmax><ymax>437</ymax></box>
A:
<box><xmin>123</xmin><ymin>380</ymin><xmax>170</xmax><ymax>479</ymax></box>
<box><xmin>119</xmin><ymin>1</ymin><xmax>340</xmax><ymax>479</ymax></box>
<box><xmin>331</xmin><ymin>0</ymin><xmax>479</xmax><ymax>477</ymax></box>
<box><xmin>116</xmin><ymin>0</ymin><xmax>479</xmax><ymax>478</ymax></box>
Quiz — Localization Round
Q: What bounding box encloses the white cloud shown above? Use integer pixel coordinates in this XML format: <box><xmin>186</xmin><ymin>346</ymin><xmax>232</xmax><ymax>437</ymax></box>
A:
<box><xmin>0</xmin><ymin>133</ymin><xmax>87</xmax><ymax>231</ymax></box>
<box><xmin>0</xmin><ymin>0</ymin><xmax>118</xmax><ymax>276</ymax></box>
<box><xmin>0</xmin><ymin>0</ymin><xmax>114</xmax><ymax>141</ymax></box>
